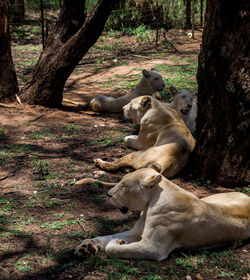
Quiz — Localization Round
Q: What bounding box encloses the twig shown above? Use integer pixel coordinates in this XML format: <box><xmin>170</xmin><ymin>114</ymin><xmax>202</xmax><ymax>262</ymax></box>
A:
<box><xmin>77</xmin><ymin>220</ymin><xmax>88</xmax><ymax>236</ymax></box>
<box><xmin>0</xmin><ymin>175</ymin><xmax>11</xmax><ymax>181</ymax></box>
<box><xmin>29</xmin><ymin>113</ymin><xmax>46</xmax><ymax>122</ymax></box>
<box><xmin>0</xmin><ymin>103</ymin><xmax>16</xmax><ymax>108</ymax></box>
<box><xmin>16</xmin><ymin>94</ymin><xmax>22</xmax><ymax>105</ymax></box>
<box><xmin>131</xmin><ymin>54</ymin><xmax>152</xmax><ymax>60</ymax></box>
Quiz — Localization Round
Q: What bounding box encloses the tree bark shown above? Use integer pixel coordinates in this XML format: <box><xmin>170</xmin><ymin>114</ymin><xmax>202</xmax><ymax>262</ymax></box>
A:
<box><xmin>13</xmin><ymin>0</ymin><xmax>24</xmax><ymax>22</ymax></box>
<box><xmin>185</xmin><ymin>0</ymin><xmax>191</xmax><ymax>29</ymax></box>
<box><xmin>0</xmin><ymin>0</ymin><xmax>19</xmax><ymax>102</ymax></box>
<box><xmin>194</xmin><ymin>0</ymin><xmax>250</xmax><ymax>186</ymax></box>
<box><xmin>19</xmin><ymin>0</ymin><xmax>120</xmax><ymax>107</ymax></box>
<box><xmin>200</xmin><ymin>0</ymin><xmax>203</xmax><ymax>26</ymax></box>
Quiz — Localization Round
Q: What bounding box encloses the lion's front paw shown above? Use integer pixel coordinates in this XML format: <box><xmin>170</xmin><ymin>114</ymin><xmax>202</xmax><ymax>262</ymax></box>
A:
<box><xmin>75</xmin><ymin>239</ymin><xmax>101</xmax><ymax>257</ymax></box>
<box><xmin>94</xmin><ymin>158</ymin><xmax>117</xmax><ymax>171</ymax></box>
<box><xmin>94</xmin><ymin>158</ymin><xmax>106</xmax><ymax>168</ymax></box>
<box><xmin>124</xmin><ymin>135</ymin><xmax>138</xmax><ymax>147</ymax></box>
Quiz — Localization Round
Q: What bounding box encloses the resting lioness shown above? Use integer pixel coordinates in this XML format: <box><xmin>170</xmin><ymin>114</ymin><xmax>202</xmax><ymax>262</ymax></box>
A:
<box><xmin>93</xmin><ymin>95</ymin><xmax>195</xmax><ymax>178</ymax></box>
<box><xmin>75</xmin><ymin>168</ymin><xmax>250</xmax><ymax>261</ymax></box>
<box><xmin>89</xmin><ymin>69</ymin><xmax>165</xmax><ymax>113</ymax></box>
<box><xmin>167</xmin><ymin>86</ymin><xmax>197</xmax><ymax>133</ymax></box>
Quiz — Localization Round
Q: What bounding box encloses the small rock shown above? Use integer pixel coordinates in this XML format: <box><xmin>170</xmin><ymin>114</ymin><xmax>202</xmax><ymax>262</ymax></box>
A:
<box><xmin>186</xmin><ymin>276</ymin><xmax>192</xmax><ymax>280</ymax></box>
<box><xmin>206</xmin><ymin>180</ymin><xmax>212</xmax><ymax>184</ymax></box>
<box><xmin>196</xmin><ymin>273</ymin><xmax>204</xmax><ymax>280</ymax></box>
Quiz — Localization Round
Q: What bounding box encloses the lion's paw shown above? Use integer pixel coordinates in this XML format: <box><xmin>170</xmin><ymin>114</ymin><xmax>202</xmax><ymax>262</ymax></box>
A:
<box><xmin>94</xmin><ymin>158</ymin><xmax>105</xmax><ymax>167</ymax></box>
<box><xmin>75</xmin><ymin>239</ymin><xmax>101</xmax><ymax>257</ymax></box>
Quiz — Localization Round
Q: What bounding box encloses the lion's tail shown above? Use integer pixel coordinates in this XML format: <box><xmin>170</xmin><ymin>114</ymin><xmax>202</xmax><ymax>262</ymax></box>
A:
<box><xmin>74</xmin><ymin>177</ymin><xmax>117</xmax><ymax>186</ymax></box>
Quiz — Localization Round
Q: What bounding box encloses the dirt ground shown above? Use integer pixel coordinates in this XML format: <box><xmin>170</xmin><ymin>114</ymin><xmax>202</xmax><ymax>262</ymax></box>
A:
<box><xmin>0</xmin><ymin>30</ymin><xmax>249</xmax><ymax>280</ymax></box>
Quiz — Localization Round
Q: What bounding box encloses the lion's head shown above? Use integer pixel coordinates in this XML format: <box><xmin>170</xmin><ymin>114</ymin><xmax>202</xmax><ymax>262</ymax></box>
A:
<box><xmin>142</xmin><ymin>69</ymin><xmax>165</xmax><ymax>92</ymax></box>
<box><xmin>170</xmin><ymin>86</ymin><xmax>194</xmax><ymax>116</ymax></box>
<box><xmin>123</xmin><ymin>96</ymin><xmax>152</xmax><ymax>125</ymax></box>
<box><xmin>107</xmin><ymin>168</ymin><xmax>162</xmax><ymax>214</ymax></box>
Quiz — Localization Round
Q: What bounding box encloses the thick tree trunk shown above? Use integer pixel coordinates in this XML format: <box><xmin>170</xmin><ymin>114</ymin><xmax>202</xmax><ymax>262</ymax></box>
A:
<box><xmin>185</xmin><ymin>0</ymin><xmax>191</xmax><ymax>29</ymax></box>
<box><xmin>0</xmin><ymin>0</ymin><xmax>19</xmax><ymax>102</ymax></box>
<box><xmin>194</xmin><ymin>0</ymin><xmax>250</xmax><ymax>186</ymax></box>
<box><xmin>19</xmin><ymin>0</ymin><xmax>120</xmax><ymax>107</ymax></box>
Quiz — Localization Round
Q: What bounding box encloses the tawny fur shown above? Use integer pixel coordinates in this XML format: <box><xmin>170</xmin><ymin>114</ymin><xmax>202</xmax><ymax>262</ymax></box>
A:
<box><xmin>75</xmin><ymin>168</ymin><xmax>250</xmax><ymax>261</ymax></box>
<box><xmin>167</xmin><ymin>86</ymin><xmax>197</xmax><ymax>133</ymax></box>
<box><xmin>90</xmin><ymin>95</ymin><xmax>195</xmax><ymax>178</ymax></box>
<box><xmin>89</xmin><ymin>69</ymin><xmax>165</xmax><ymax>113</ymax></box>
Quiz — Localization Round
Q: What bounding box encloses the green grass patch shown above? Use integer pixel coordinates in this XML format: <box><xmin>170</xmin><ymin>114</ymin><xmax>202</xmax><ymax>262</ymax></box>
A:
<box><xmin>40</xmin><ymin>218</ymin><xmax>84</xmax><ymax>230</ymax></box>
<box><xmin>235</xmin><ymin>186</ymin><xmax>250</xmax><ymax>194</ymax></box>
<box><xmin>155</xmin><ymin>63</ymin><xmax>198</xmax><ymax>92</ymax></box>
<box><xmin>87</xmin><ymin>138</ymin><xmax>115</xmax><ymax>147</ymax></box>
<box><xmin>28</xmin><ymin>129</ymin><xmax>54</xmax><ymax>140</ymax></box>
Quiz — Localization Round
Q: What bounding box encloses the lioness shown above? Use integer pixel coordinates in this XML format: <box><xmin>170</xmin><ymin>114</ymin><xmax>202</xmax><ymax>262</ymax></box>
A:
<box><xmin>167</xmin><ymin>86</ymin><xmax>197</xmax><ymax>133</ymax></box>
<box><xmin>75</xmin><ymin>168</ymin><xmax>250</xmax><ymax>261</ymax></box>
<box><xmin>89</xmin><ymin>69</ymin><xmax>165</xmax><ymax>113</ymax></box>
<box><xmin>94</xmin><ymin>95</ymin><xmax>195</xmax><ymax>178</ymax></box>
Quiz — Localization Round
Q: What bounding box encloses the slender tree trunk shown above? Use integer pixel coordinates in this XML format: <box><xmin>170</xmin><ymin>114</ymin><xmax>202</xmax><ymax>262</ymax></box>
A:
<box><xmin>185</xmin><ymin>0</ymin><xmax>191</xmax><ymax>29</ymax></box>
<box><xmin>200</xmin><ymin>0</ymin><xmax>203</xmax><ymax>26</ymax></box>
<box><xmin>191</xmin><ymin>0</ymin><xmax>195</xmax><ymax>38</ymax></box>
<box><xmin>19</xmin><ymin>0</ymin><xmax>120</xmax><ymax>107</ymax></box>
<box><xmin>0</xmin><ymin>0</ymin><xmax>19</xmax><ymax>102</ymax></box>
<box><xmin>13</xmin><ymin>0</ymin><xmax>25</xmax><ymax>22</ymax></box>
<box><xmin>194</xmin><ymin>0</ymin><xmax>250</xmax><ymax>186</ymax></box>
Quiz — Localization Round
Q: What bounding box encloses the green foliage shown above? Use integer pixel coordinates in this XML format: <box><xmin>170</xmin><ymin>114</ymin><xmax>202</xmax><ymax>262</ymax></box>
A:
<box><xmin>15</xmin><ymin>260</ymin><xmax>33</xmax><ymax>272</ymax></box>
<box><xmin>121</xmin><ymin>25</ymin><xmax>152</xmax><ymax>42</ymax></box>
<box><xmin>12</xmin><ymin>25</ymin><xmax>27</xmax><ymax>38</ymax></box>
<box><xmin>28</xmin><ymin>129</ymin><xmax>54</xmax><ymax>140</ymax></box>
<box><xmin>235</xmin><ymin>186</ymin><xmax>250</xmax><ymax>194</ymax></box>
<box><xmin>0</xmin><ymin>123</ymin><xmax>6</xmax><ymax>140</ymax></box>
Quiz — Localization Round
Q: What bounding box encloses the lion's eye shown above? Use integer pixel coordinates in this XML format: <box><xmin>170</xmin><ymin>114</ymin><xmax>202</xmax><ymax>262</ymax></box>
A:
<box><xmin>154</xmin><ymin>77</ymin><xmax>159</xmax><ymax>80</ymax></box>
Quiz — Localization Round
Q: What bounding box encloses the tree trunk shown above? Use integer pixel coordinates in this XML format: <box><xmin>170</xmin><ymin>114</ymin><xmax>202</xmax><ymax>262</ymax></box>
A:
<box><xmin>185</xmin><ymin>0</ymin><xmax>191</xmax><ymax>29</ymax></box>
<box><xmin>200</xmin><ymin>0</ymin><xmax>203</xmax><ymax>26</ymax></box>
<box><xmin>0</xmin><ymin>0</ymin><xmax>19</xmax><ymax>102</ymax></box>
<box><xmin>194</xmin><ymin>0</ymin><xmax>250</xmax><ymax>186</ymax></box>
<box><xmin>19</xmin><ymin>0</ymin><xmax>120</xmax><ymax>107</ymax></box>
<box><xmin>13</xmin><ymin>0</ymin><xmax>25</xmax><ymax>22</ymax></box>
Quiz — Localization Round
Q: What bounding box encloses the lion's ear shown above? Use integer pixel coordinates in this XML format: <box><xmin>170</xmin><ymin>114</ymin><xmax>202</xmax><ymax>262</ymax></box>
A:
<box><xmin>142</xmin><ymin>69</ymin><xmax>149</xmax><ymax>78</ymax></box>
<box><xmin>141</xmin><ymin>175</ymin><xmax>162</xmax><ymax>190</ymax></box>
<box><xmin>170</xmin><ymin>86</ymin><xmax>178</xmax><ymax>96</ymax></box>
<box><xmin>140</xmin><ymin>96</ymin><xmax>151</xmax><ymax>108</ymax></box>
<box><xmin>152</xmin><ymin>92</ymin><xmax>161</xmax><ymax>100</ymax></box>
<box><xmin>151</xmin><ymin>68</ymin><xmax>157</xmax><ymax>72</ymax></box>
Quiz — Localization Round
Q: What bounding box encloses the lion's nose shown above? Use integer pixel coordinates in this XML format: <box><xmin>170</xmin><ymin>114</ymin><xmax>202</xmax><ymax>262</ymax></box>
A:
<box><xmin>188</xmin><ymin>104</ymin><xmax>192</xmax><ymax>109</ymax></box>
